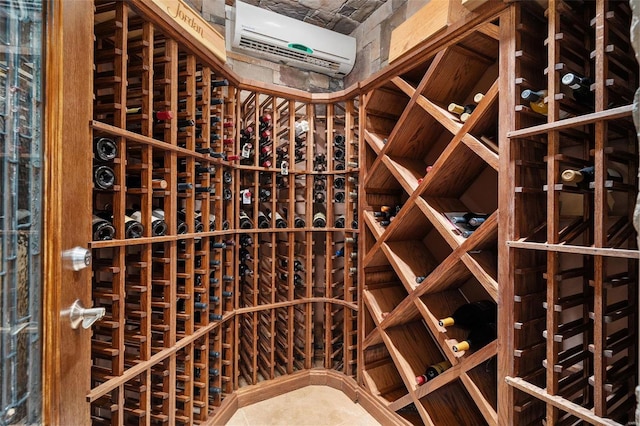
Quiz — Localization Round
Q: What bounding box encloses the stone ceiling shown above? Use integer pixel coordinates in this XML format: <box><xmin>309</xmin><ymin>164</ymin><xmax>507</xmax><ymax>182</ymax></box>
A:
<box><xmin>224</xmin><ymin>0</ymin><xmax>389</xmax><ymax>35</ymax></box>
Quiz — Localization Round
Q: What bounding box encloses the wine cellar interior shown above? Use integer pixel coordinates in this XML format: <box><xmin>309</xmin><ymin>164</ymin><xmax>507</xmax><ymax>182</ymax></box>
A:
<box><xmin>1</xmin><ymin>0</ymin><xmax>639</xmax><ymax>425</ymax></box>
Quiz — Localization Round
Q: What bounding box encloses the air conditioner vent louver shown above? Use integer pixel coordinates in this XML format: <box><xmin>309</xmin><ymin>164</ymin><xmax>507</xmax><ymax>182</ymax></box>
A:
<box><xmin>238</xmin><ymin>36</ymin><xmax>341</xmax><ymax>71</ymax></box>
<box><xmin>231</xmin><ymin>1</ymin><xmax>355</xmax><ymax>78</ymax></box>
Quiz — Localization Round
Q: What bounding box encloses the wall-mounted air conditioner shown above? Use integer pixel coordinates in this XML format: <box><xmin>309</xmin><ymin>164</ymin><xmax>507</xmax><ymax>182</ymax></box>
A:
<box><xmin>230</xmin><ymin>1</ymin><xmax>356</xmax><ymax>78</ymax></box>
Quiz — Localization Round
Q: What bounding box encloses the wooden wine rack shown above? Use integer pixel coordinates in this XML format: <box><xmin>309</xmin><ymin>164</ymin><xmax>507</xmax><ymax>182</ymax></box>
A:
<box><xmin>87</xmin><ymin>1</ymin><xmax>359</xmax><ymax>424</ymax></box>
<box><xmin>360</xmin><ymin>14</ymin><xmax>502</xmax><ymax>426</ymax></box>
<box><xmin>500</xmin><ymin>1</ymin><xmax>639</xmax><ymax>425</ymax></box>
<box><xmin>64</xmin><ymin>0</ymin><xmax>638</xmax><ymax>424</ymax></box>
<box><xmin>359</xmin><ymin>0</ymin><xmax>639</xmax><ymax>425</ymax></box>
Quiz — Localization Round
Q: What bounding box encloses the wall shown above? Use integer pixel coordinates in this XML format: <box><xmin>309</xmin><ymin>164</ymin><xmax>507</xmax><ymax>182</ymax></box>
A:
<box><xmin>345</xmin><ymin>0</ymin><xmax>429</xmax><ymax>86</ymax></box>
<box><xmin>184</xmin><ymin>0</ymin><xmax>431</xmax><ymax>91</ymax></box>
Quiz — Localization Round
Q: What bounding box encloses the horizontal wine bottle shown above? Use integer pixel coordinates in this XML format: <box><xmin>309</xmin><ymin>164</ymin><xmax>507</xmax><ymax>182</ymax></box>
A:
<box><xmin>561</xmin><ymin>72</ymin><xmax>594</xmax><ymax>107</ymax></box>
<box><xmin>294</xmin><ymin>216</ymin><xmax>306</xmax><ymax>228</ymax></box>
<box><xmin>521</xmin><ymin>89</ymin><xmax>571</xmax><ymax>118</ymax></box>
<box><xmin>270</xmin><ymin>210</ymin><xmax>286</xmax><ymax>228</ymax></box>
<box><xmin>93</xmin><ymin>165</ymin><xmax>115</xmax><ymax>190</ymax></box>
<box><xmin>561</xmin><ymin>165</ymin><xmax>622</xmax><ymax>190</ymax></box>
<box><xmin>257</xmin><ymin>211</ymin><xmax>270</xmax><ymax>229</ymax></box>
<box><xmin>94</xmin><ymin>137</ymin><xmax>118</xmax><ymax>161</ymax></box>
<box><xmin>92</xmin><ymin>215</ymin><xmax>115</xmax><ymax>240</ymax></box>
<box><xmin>448</xmin><ymin>102</ymin><xmax>475</xmax><ymax>122</ymax></box>
<box><xmin>126</xmin><ymin>176</ymin><xmax>168</xmax><ymax>190</ymax></box>
<box><xmin>416</xmin><ymin>361</ymin><xmax>452</xmax><ymax>385</ymax></box>
<box><xmin>126</xmin><ymin>107</ymin><xmax>173</xmax><ymax>121</ymax></box>
<box><xmin>453</xmin><ymin>322</ymin><xmax>496</xmax><ymax>352</ymax></box>
<box><xmin>211</xmin><ymin>78</ymin><xmax>229</xmax><ymax>87</ymax></box>
<box><xmin>124</xmin><ymin>215</ymin><xmax>144</xmax><ymax>239</ymax></box>
<box><xmin>130</xmin><ymin>210</ymin><xmax>167</xmax><ymax>236</ymax></box>
<box><xmin>239</xmin><ymin>210</ymin><xmax>253</xmax><ymax>229</ymax></box>
<box><xmin>439</xmin><ymin>300</ymin><xmax>496</xmax><ymax>329</ymax></box>
<box><xmin>313</xmin><ymin>211</ymin><xmax>326</xmax><ymax>228</ymax></box>
<box><xmin>334</xmin><ymin>215</ymin><xmax>345</xmax><ymax>228</ymax></box>
<box><xmin>239</xmin><ymin>233</ymin><xmax>253</xmax><ymax>247</ymax></box>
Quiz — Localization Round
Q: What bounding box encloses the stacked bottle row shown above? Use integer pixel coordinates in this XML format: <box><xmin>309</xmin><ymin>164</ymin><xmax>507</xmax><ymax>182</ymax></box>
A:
<box><xmin>234</xmin><ymin>92</ymin><xmax>360</xmax><ymax>385</ymax></box>
<box><xmin>504</xmin><ymin>1</ymin><xmax>638</xmax><ymax>425</ymax></box>
<box><xmin>90</xmin><ymin>2</ymin><xmax>240</xmax><ymax>424</ymax></box>
<box><xmin>360</xmin><ymin>20</ymin><xmax>502</xmax><ymax>425</ymax></box>
<box><xmin>236</xmin><ymin>93</ymin><xmax>359</xmax><ymax>234</ymax></box>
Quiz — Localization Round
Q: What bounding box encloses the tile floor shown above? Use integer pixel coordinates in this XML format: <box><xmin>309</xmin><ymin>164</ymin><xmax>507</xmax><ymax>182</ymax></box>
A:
<box><xmin>224</xmin><ymin>385</ymin><xmax>382</xmax><ymax>426</ymax></box>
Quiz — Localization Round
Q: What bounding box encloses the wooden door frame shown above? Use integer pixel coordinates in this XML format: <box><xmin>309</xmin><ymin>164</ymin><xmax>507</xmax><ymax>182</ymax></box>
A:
<box><xmin>42</xmin><ymin>0</ymin><xmax>94</xmax><ymax>424</ymax></box>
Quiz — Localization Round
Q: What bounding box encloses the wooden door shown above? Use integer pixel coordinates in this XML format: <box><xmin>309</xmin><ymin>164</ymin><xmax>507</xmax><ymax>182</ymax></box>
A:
<box><xmin>42</xmin><ymin>1</ymin><xmax>94</xmax><ymax>424</ymax></box>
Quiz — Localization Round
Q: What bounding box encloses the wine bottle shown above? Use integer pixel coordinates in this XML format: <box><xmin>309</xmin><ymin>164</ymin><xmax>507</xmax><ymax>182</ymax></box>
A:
<box><xmin>211</xmin><ymin>78</ymin><xmax>229</xmax><ymax>87</ymax></box>
<box><xmin>129</xmin><ymin>209</ymin><xmax>166</xmax><ymax>236</ymax></box>
<box><xmin>177</xmin><ymin>218</ymin><xmax>188</xmax><ymax>234</ymax></box>
<box><xmin>92</xmin><ymin>215</ymin><xmax>115</xmax><ymax>240</ymax></box>
<box><xmin>294</xmin><ymin>273</ymin><xmax>304</xmax><ymax>287</ymax></box>
<box><xmin>334</xmin><ymin>215</ymin><xmax>345</xmax><ymax>228</ymax></box>
<box><xmin>177</xmin><ymin>182</ymin><xmax>193</xmax><ymax>192</ymax></box>
<box><xmin>438</xmin><ymin>300</ymin><xmax>496</xmax><ymax>329</ymax></box>
<box><xmin>294</xmin><ymin>216</ymin><xmax>306</xmax><ymax>228</ymax></box>
<box><xmin>334</xmin><ymin>192</ymin><xmax>345</xmax><ymax>203</ymax></box>
<box><xmin>561</xmin><ymin>165</ymin><xmax>622</xmax><ymax>190</ymax></box>
<box><xmin>239</xmin><ymin>233</ymin><xmax>253</xmax><ymax>247</ymax></box>
<box><xmin>334</xmin><ymin>134</ymin><xmax>345</xmax><ymax>147</ymax></box>
<box><xmin>453</xmin><ymin>322</ymin><xmax>497</xmax><ymax>352</ymax></box>
<box><xmin>314</xmin><ymin>175</ymin><xmax>326</xmax><ymax>188</ymax></box>
<box><xmin>124</xmin><ymin>215</ymin><xmax>144</xmax><ymax>239</ymax></box>
<box><xmin>561</xmin><ymin>72</ymin><xmax>594</xmax><ymax>107</ymax></box>
<box><xmin>93</xmin><ymin>165</ymin><xmax>116</xmax><ymax>190</ymax></box>
<box><xmin>239</xmin><ymin>263</ymin><xmax>254</xmax><ymax>277</ymax></box>
<box><xmin>126</xmin><ymin>176</ymin><xmax>168</xmax><ymax>190</ymax></box>
<box><xmin>334</xmin><ymin>147</ymin><xmax>345</xmax><ymax>161</ymax></box>
<box><xmin>239</xmin><ymin>210</ymin><xmax>253</xmax><ymax>229</ymax></box>
<box><xmin>194</xmin><ymin>211</ymin><xmax>215</xmax><ymax>230</ymax></box>
<box><xmin>521</xmin><ymin>89</ymin><xmax>571</xmax><ymax>118</ymax></box>
<box><xmin>258</xmin><ymin>188</ymin><xmax>271</xmax><ymax>202</ymax></box>
<box><xmin>270</xmin><ymin>210</ymin><xmax>286</xmax><ymax>228</ymax></box>
<box><xmin>450</xmin><ymin>212</ymin><xmax>489</xmax><ymax>228</ymax></box>
<box><xmin>313</xmin><ymin>211</ymin><xmax>326</xmax><ymax>228</ymax></box>
<box><xmin>334</xmin><ymin>177</ymin><xmax>345</xmax><ymax>189</ymax></box>
<box><xmin>177</xmin><ymin>118</ymin><xmax>195</xmax><ymax>130</ymax></box>
<box><xmin>223</xmin><ymin>170</ymin><xmax>233</xmax><ymax>184</ymax></box>
<box><xmin>259</xmin><ymin>113</ymin><xmax>272</xmax><ymax>131</ymax></box>
<box><xmin>448</xmin><ymin>102</ymin><xmax>475</xmax><ymax>122</ymax></box>
<box><xmin>94</xmin><ymin>137</ymin><xmax>118</xmax><ymax>161</ymax></box>
<box><xmin>521</xmin><ymin>89</ymin><xmax>548</xmax><ymax>116</ymax></box>
<box><xmin>416</xmin><ymin>361</ymin><xmax>452</xmax><ymax>385</ymax></box>
<box><xmin>257</xmin><ymin>211</ymin><xmax>270</xmax><ymax>229</ymax></box>
<box><xmin>151</xmin><ymin>209</ymin><xmax>170</xmax><ymax>236</ymax></box>
<box><xmin>126</xmin><ymin>107</ymin><xmax>173</xmax><ymax>121</ymax></box>
<box><xmin>220</xmin><ymin>187</ymin><xmax>230</xmax><ymax>201</ymax></box>
<box><xmin>239</xmin><ymin>248</ymin><xmax>252</xmax><ymax>261</ymax></box>
<box><xmin>314</xmin><ymin>191</ymin><xmax>326</xmax><ymax>203</ymax></box>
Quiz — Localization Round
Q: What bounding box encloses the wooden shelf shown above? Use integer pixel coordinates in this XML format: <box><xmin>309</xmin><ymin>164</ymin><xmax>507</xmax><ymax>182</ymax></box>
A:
<box><xmin>501</xmin><ymin>1</ymin><xmax>639</xmax><ymax>425</ymax></box>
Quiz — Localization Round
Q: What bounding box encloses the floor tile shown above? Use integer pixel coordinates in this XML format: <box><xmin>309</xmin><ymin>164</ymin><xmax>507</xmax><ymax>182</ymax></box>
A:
<box><xmin>224</xmin><ymin>386</ymin><xmax>381</xmax><ymax>426</ymax></box>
